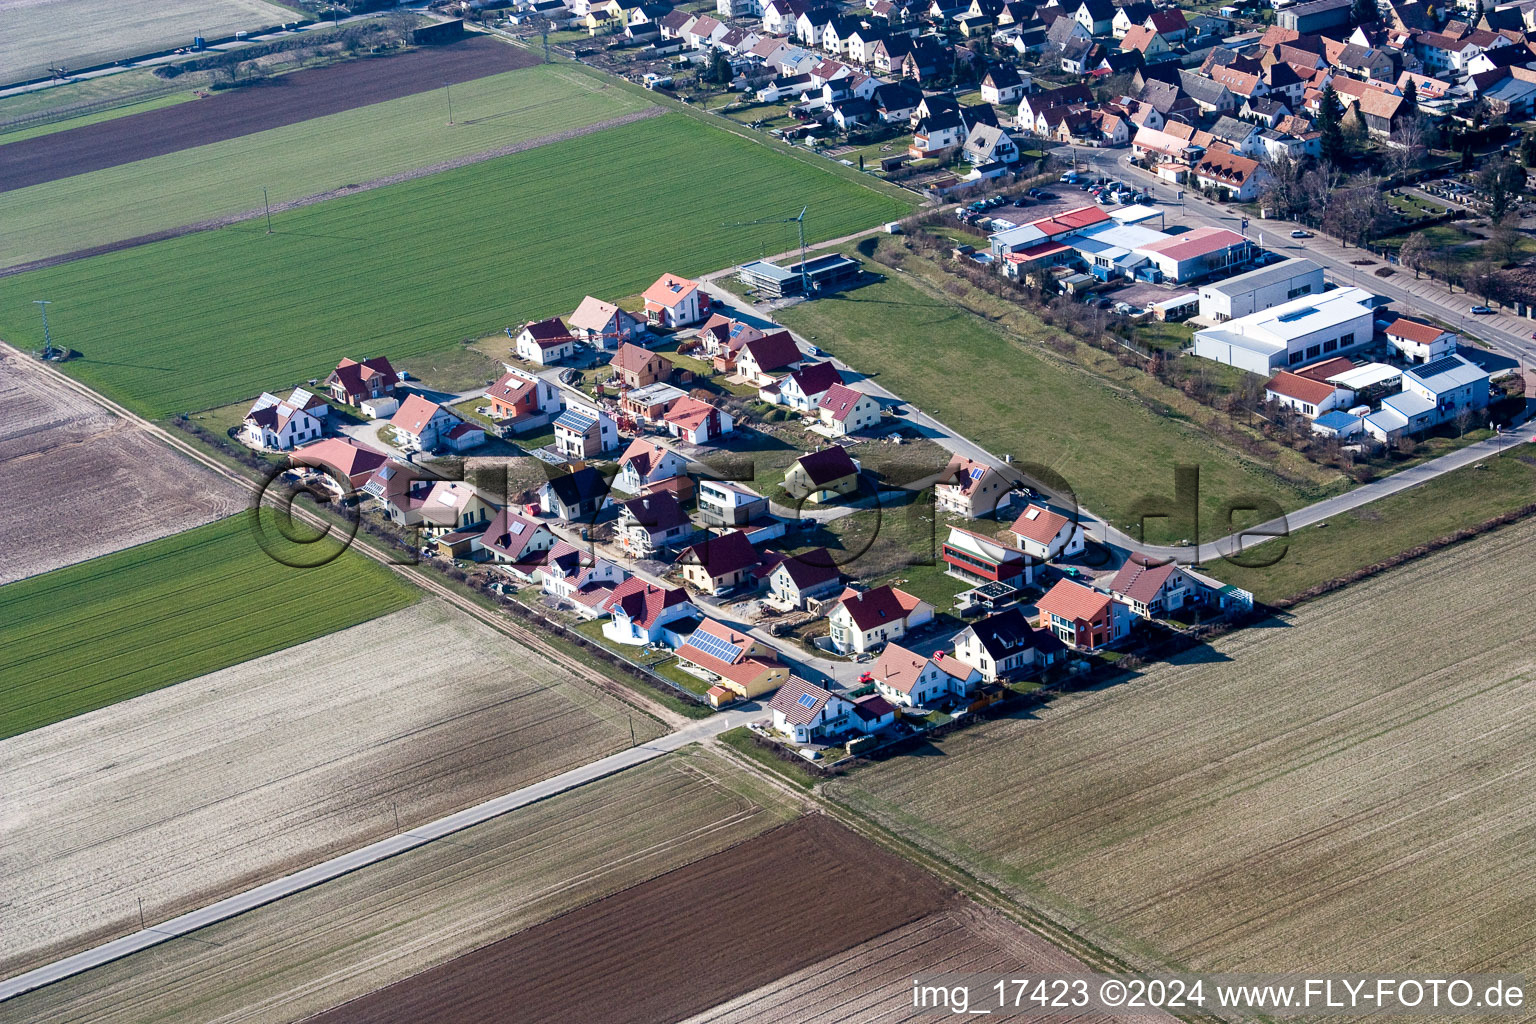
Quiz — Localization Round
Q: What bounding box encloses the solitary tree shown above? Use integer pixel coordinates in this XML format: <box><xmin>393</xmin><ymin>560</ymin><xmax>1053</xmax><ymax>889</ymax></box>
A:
<box><xmin>1318</xmin><ymin>85</ymin><xmax>1347</xmax><ymax>164</ymax></box>
<box><xmin>1399</xmin><ymin>231</ymin><xmax>1431</xmax><ymax>279</ymax></box>
<box><xmin>1401</xmin><ymin>76</ymin><xmax>1417</xmax><ymax>116</ymax></box>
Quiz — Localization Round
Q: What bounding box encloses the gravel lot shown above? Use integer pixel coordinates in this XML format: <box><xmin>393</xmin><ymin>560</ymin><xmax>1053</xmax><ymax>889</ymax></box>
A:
<box><xmin>0</xmin><ymin>346</ymin><xmax>244</xmax><ymax>584</ymax></box>
<box><xmin>0</xmin><ymin>599</ymin><xmax>659</xmax><ymax>976</ymax></box>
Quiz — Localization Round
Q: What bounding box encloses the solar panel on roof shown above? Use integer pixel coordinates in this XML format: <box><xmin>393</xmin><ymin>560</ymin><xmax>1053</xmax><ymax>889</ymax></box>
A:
<box><xmin>1417</xmin><ymin>355</ymin><xmax>1465</xmax><ymax>379</ymax></box>
<box><xmin>686</xmin><ymin>628</ymin><xmax>743</xmax><ymax>664</ymax></box>
<box><xmin>797</xmin><ymin>693</ymin><xmax>818</xmax><ymax>709</ymax></box>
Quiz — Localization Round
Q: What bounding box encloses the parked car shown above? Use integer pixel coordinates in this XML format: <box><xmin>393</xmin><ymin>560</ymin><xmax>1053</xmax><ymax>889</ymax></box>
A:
<box><xmin>1290</xmin><ymin>229</ymin><xmax>1312</xmax><ymax>238</ymax></box>
<box><xmin>1470</xmin><ymin>305</ymin><xmax>1494</xmax><ymax>314</ymax></box>
<box><xmin>1012</xmin><ymin>196</ymin><xmax>1029</xmax><ymax>206</ymax></box>
<box><xmin>1028</xmin><ymin>187</ymin><xmax>1043</xmax><ymax>197</ymax></box>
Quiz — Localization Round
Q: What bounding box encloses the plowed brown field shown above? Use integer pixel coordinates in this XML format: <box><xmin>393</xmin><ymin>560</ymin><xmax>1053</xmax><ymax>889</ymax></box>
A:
<box><xmin>0</xmin><ymin>36</ymin><xmax>536</xmax><ymax>191</ymax></box>
<box><xmin>310</xmin><ymin>815</ymin><xmax>953</xmax><ymax>1024</ymax></box>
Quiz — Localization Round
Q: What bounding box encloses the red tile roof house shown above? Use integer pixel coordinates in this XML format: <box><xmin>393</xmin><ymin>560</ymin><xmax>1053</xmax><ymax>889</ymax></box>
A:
<box><xmin>783</xmin><ymin>445</ymin><xmax>861</xmax><ymax>503</ymax></box>
<box><xmin>601</xmin><ymin>577</ymin><xmax>698</xmax><ymax>647</ymax></box>
<box><xmin>389</xmin><ymin>394</ymin><xmax>485</xmax><ymax>453</ymax></box>
<box><xmin>675</xmin><ymin>618</ymin><xmax>790</xmax><ymax>706</ymax></box>
<box><xmin>514</xmin><ymin>317</ymin><xmax>577</xmax><ymax>366</ymax></box>
<box><xmin>1034</xmin><ymin>578</ymin><xmax>1131</xmax><ymax>651</ymax></box>
<box><xmin>568</xmin><ymin>295</ymin><xmax>642</xmax><ymax>349</ymax></box>
<box><xmin>538</xmin><ymin>541</ymin><xmax>627</xmax><ymax>616</ymax></box>
<box><xmin>484</xmin><ymin>368</ymin><xmax>564</xmax><ymax>432</ymax></box>
<box><xmin>730</xmin><ymin>331</ymin><xmax>804</xmax><ymax>386</ymax></box>
<box><xmin>826</xmin><ymin>584</ymin><xmax>934</xmax><ymax>655</ymax></box>
<box><xmin>1384</xmin><ymin>317</ymin><xmax>1458</xmax><ymax>365</ymax></box>
<box><xmin>616</xmin><ymin>491</ymin><xmax>698</xmax><ymax>557</ymax></box>
<box><xmin>935</xmin><ymin>455</ymin><xmax>1012</xmax><ymax>519</ymax></box>
<box><xmin>768</xmin><ymin>678</ymin><xmax>856</xmax><ymax>745</ymax></box>
<box><xmin>872</xmin><ymin>642</ymin><xmax>982</xmax><ymax>707</ymax></box>
<box><xmin>764</xmin><ymin>548</ymin><xmax>843</xmax><ymax>610</ymax></box>
<box><xmin>758</xmin><ymin>360</ymin><xmax>845</xmax><ymax>412</ymax></box>
<box><xmin>289</xmin><ymin>437</ymin><xmax>390</xmax><ymax>491</ymax></box>
<box><xmin>241</xmin><ymin>391</ymin><xmax>324</xmax><ymax>451</ymax></box>
<box><xmin>615</xmin><ymin>437</ymin><xmax>690</xmax><ymax>495</ymax></box>
<box><xmin>642</xmin><ymin>273</ymin><xmax>709</xmax><ymax>329</ymax></box>
<box><xmin>1009</xmin><ymin>503</ymin><xmax>1086</xmax><ymax>561</ymax></box>
<box><xmin>662</xmin><ymin>395</ymin><xmax>735</xmax><ymax>447</ymax></box>
<box><xmin>326</xmin><ymin>356</ymin><xmax>399</xmax><ymax>408</ymax></box>
<box><xmin>815</xmin><ymin>383</ymin><xmax>882</xmax><ymax>437</ymax></box>
<box><xmin>1263</xmin><ymin>370</ymin><xmax>1347</xmax><ymax>419</ymax></box>
<box><xmin>480</xmin><ymin>508</ymin><xmax>557</xmax><ymax>574</ymax></box>
<box><xmin>676</xmin><ymin>529</ymin><xmax>763</xmax><ymax>594</ymax></box>
<box><xmin>950</xmin><ymin>606</ymin><xmax>1065</xmax><ymax>682</ymax></box>
<box><xmin>1108</xmin><ymin>553</ymin><xmax>1200</xmax><ymax>619</ymax></box>
<box><xmin>610</xmin><ymin>342</ymin><xmax>673</xmax><ymax>390</ymax></box>
<box><xmin>942</xmin><ymin>525</ymin><xmax>1034</xmax><ymax>589</ymax></box>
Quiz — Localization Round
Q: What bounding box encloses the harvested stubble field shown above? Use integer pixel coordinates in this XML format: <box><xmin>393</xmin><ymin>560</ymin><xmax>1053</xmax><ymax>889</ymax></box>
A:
<box><xmin>683</xmin><ymin>905</ymin><xmax>1174</xmax><ymax>1024</ymax></box>
<box><xmin>3</xmin><ymin>749</ymin><xmax>801</xmax><ymax>1024</ymax></box>
<box><xmin>0</xmin><ymin>59</ymin><xmax>647</xmax><ymax>266</ymax></box>
<box><xmin>0</xmin><ymin>510</ymin><xmax>417</xmax><ymax>738</ymax></box>
<box><xmin>0</xmin><ymin>113</ymin><xmax>913</xmax><ymax>418</ymax></box>
<box><xmin>0</xmin><ymin>0</ymin><xmax>295</xmax><ymax>85</ymax></box>
<box><xmin>311</xmin><ymin>815</ymin><xmax>953</xmax><ymax>1024</ymax></box>
<box><xmin>0</xmin><ymin>346</ymin><xmax>243</xmax><ymax>584</ymax></box>
<box><xmin>829</xmin><ymin>516</ymin><xmax>1536</xmax><ymax>977</ymax></box>
<box><xmin>0</xmin><ymin>598</ymin><xmax>665</xmax><ymax>978</ymax></box>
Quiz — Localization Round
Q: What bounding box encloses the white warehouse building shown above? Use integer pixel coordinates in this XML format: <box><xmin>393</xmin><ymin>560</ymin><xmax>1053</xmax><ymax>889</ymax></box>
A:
<box><xmin>1198</xmin><ymin>258</ymin><xmax>1325</xmax><ymax>323</ymax></box>
<box><xmin>1192</xmin><ymin>286</ymin><xmax>1376</xmax><ymax>376</ymax></box>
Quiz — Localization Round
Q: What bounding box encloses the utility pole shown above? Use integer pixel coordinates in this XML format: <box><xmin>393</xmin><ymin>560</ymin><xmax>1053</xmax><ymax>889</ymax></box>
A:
<box><xmin>137</xmin><ymin>896</ymin><xmax>146</xmax><ymax>931</ymax></box>
<box><xmin>445</xmin><ymin>80</ymin><xmax>453</xmax><ymax>125</ymax></box>
<box><xmin>33</xmin><ymin>299</ymin><xmax>53</xmax><ymax>359</ymax></box>
<box><xmin>262</xmin><ymin>186</ymin><xmax>272</xmax><ymax>234</ymax></box>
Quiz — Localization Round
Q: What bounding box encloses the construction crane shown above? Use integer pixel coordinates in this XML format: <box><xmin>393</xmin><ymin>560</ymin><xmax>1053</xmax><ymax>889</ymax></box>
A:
<box><xmin>724</xmin><ymin>206</ymin><xmax>810</xmax><ymax>295</ymax></box>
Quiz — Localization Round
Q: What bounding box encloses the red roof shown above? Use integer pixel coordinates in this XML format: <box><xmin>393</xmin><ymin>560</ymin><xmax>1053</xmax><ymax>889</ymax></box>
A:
<box><xmin>521</xmin><ymin>317</ymin><xmax>573</xmax><ymax>346</ymax></box>
<box><xmin>1030</xmin><ymin>204</ymin><xmax>1111</xmax><ymax>236</ymax></box>
<box><xmin>327</xmin><ymin>356</ymin><xmax>399</xmax><ymax>400</ymax></box>
<box><xmin>740</xmin><ymin>331</ymin><xmax>801</xmax><ymax>373</ymax></box>
<box><xmin>1294</xmin><ymin>356</ymin><xmax>1356</xmax><ymax>382</ymax></box>
<box><xmin>482</xmin><ymin>508</ymin><xmax>550</xmax><ymax>562</ymax></box>
<box><xmin>795</xmin><ymin>445</ymin><xmax>858</xmax><ymax>486</ymax></box>
<box><xmin>677</xmin><ymin>529</ymin><xmax>761</xmax><ymax>579</ymax></box>
<box><xmin>1036</xmin><ymin>579</ymin><xmax>1111</xmax><ymax>623</ymax></box>
<box><xmin>606</xmin><ymin>577</ymin><xmax>691</xmax><ymax>628</ymax></box>
<box><xmin>663</xmin><ymin>396</ymin><xmax>719</xmax><ymax>432</ymax></box>
<box><xmin>1005</xmin><ymin>240</ymin><xmax>1072</xmax><ymax>263</ymax></box>
<box><xmin>1137</xmin><ymin>226</ymin><xmax>1247</xmax><ymax>263</ymax></box>
<box><xmin>1109</xmin><ymin>553</ymin><xmax>1179</xmax><ymax>605</ymax></box>
<box><xmin>288</xmin><ymin>437</ymin><xmax>388</xmax><ymax>485</ymax></box>
<box><xmin>818</xmin><ymin>383</ymin><xmax>870</xmax><ymax>422</ymax></box>
<box><xmin>835</xmin><ymin>585</ymin><xmax>924</xmax><ymax>632</ymax></box>
<box><xmin>1264</xmin><ymin>370</ymin><xmax>1337</xmax><ymax>405</ymax></box>
<box><xmin>642</xmin><ymin>273</ymin><xmax>698</xmax><ymax>310</ymax></box>
<box><xmin>1010</xmin><ymin>504</ymin><xmax>1072</xmax><ymax>546</ymax></box>
<box><xmin>1385</xmin><ymin>317</ymin><xmax>1451</xmax><ymax>346</ymax></box>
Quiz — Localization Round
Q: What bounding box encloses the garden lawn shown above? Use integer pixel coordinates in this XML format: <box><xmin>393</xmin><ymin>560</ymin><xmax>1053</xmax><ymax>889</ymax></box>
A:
<box><xmin>0</xmin><ymin>512</ymin><xmax>418</xmax><ymax>738</ymax></box>
<box><xmin>0</xmin><ymin>63</ymin><xmax>654</xmax><ymax>266</ymax></box>
<box><xmin>771</xmin><ymin>257</ymin><xmax>1321</xmax><ymax>544</ymax></box>
<box><xmin>0</xmin><ymin>113</ymin><xmax>913</xmax><ymax>419</ymax></box>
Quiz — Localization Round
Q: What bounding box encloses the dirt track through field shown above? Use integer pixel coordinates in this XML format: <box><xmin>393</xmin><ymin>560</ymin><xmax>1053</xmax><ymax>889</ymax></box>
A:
<box><xmin>309</xmin><ymin>814</ymin><xmax>953</xmax><ymax>1024</ymax></box>
<box><xmin>0</xmin><ymin>105</ymin><xmax>664</xmax><ymax>278</ymax></box>
<box><xmin>0</xmin><ymin>36</ymin><xmax>536</xmax><ymax>192</ymax></box>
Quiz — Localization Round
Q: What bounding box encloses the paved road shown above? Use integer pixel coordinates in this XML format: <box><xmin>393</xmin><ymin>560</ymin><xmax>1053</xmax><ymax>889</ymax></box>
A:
<box><xmin>0</xmin><ymin>703</ymin><xmax>761</xmax><ymax>1004</ymax></box>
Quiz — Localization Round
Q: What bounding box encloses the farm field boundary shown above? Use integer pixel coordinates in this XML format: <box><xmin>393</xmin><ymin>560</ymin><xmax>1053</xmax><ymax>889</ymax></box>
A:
<box><xmin>0</xmin><ymin>105</ymin><xmax>665</xmax><ymax>277</ymax></box>
<box><xmin>0</xmin><ymin>750</ymin><xmax>802</xmax><ymax>1023</ymax></box>
<box><xmin>825</xmin><ymin>517</ymin><xmax>1536</xmax><ymax>979</ymax></box>
<box><xmin>307</xmin><ymin>814</ymin><xmax>952</xmax><ymax>1024</ymax></box>
<box><xmin>0</xmin><ymin>113</ymin><xmax>913</xmax><ymax>419</ymax></box>
<box><xmin>0</xmin><ymin>35</ymin><xmax>535</xmax><ymax>190</ymax></box>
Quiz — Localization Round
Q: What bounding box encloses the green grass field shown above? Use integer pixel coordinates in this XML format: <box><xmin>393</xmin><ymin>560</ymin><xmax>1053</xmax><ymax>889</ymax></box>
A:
<box><xmin>0</xmin><ymin>113</ymin><xmax>912</xmax><ymax>418</ymax></box>
<box><xmin>768</xmin><ymin>253</ymin><xmax>1324</xmax><ymax>544</ymax></box>
<box><xmin>0</xmin><ymin>512</ymin><xmax>418</xmax><ymax>738</ymax></box>
<box><xmin>0</xmin><ymin>63</ymin><xmax>655</xmax><ymax>266</ymax></box>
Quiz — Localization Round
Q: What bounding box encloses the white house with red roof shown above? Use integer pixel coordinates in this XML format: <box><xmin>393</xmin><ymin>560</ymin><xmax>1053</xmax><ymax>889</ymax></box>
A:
<box><xmin>731</xmin><ymin>331</ymin><xmax>803</xmax><ymax>385</ymax></box>
<box><xmin>289</xmin><ymin>437</ymin><xmax>389</xmax><ymax>490</ymax></box>
<box><xmin>241</xmin><ymin>391</ymin><xmax>324</xmax><ymax>451</ymax></box>
<box><xmin>827</xmin><ymin>584</ymin><xmax>934</xmax><ymax>654</ymax></box>
<box><xmin>1109</xmin><ymin>553</ymin><xmax>1199</xmax><ymax>618</ymax></box>
<box><xmin>568</xmin><ymin>296</ymin><xmax>642</xmax><ymax>348</ymax></box>
<box><xmin>484</xmin><ymin>367</ymin><xmax>563</xmax><ymax>429</ymax></box>
<box><xmin>676</xmin><ymin>529</ymin><xmax>762</xmax><ymax>594</ymax></box>
<box><xmin>1008</xmin><ymin>503</ymin><xmax>1085</xmax><ymax>562</ymax></box>
<box><xmin>615</xmin><ymin>437</ymin><xmax>689</xmax><ymax>494</ymax></box>
<box><xmin>481</xmin><ymin>508</ymin><xmax>557</xmax><ymax>571</ymax></box>
<box><xmin>764</xmin><ymin>548</ymin><xmax>843</xmax><ymax>609</ymax></box>
<box><xmin>389</xmin><ymin>394</ymin><xmax>484</xmax><ymax>452</ymax></box>
<box><xmin>1263</xmin><ymin>370</ymin><xmax>1348</xmax><ymax>418</ymax></box>
<box><xmin>768</xmin><ymin>678</ymin><xmax>854</xmax><ymax>744</ymax></box>
<box><xmin>815</xmin><ymin>383</ymin><xmax>881</xmax><ymax>437</ymax></box>
<box><xmin>602</xmin><ymin>577</ymin><xmax>698</xmax><ymax>646</ymax></box>
<box><xmin>1384</xmin><ymin>317</ymin><xmax>1457</xmax><ymax>365</ymax></box>
<box><xmin>326</xmin><ymin>356</ymin><xmax>399</xmax><ymax>407</ymax></box>
<box><xmin>934</xmin><ymin>455</ymin><xmax>1012</xmax><ymax>519</ymax></box>
<box><xmin>675</xmin><ymin>618</ymin><xmax>790</xmax><ymax>705</ymax></box>
<box><xmin>515</xmin><ymin>317</ymin><xmax>577</xmax><ymax>365</ymax></box>
<box><xmin>663</xmin><ymin>395</ymin><xmax>734</xmax><ymax>446</ymax></box>
<box><xmin>539</xmin><ymin>541</ymin><xmax>626</xmax><ymax>615</ymax></box>
<box><xmin>872</xmin><ymin>642</ymin><xmax>982</xmax><ymax>707</ymax></box>
<box><xmin>642</xmin><ymin>273</ymin><xmax>708</xmax><ymax>328</ymax></box>
<box><xmin>759</xmin><ymin>360</ymin><xmax>845</xmax><ymax>411</ymax></box>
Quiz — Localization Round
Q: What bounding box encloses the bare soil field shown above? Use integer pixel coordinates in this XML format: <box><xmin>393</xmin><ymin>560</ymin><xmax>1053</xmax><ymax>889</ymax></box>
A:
<box><xmin>0</xmin><ymin>598</ymin><xmax>663</xmax><ymax>978</ymax></box>
<box><xmin>684</xmin><ymin>904</ymin><xmax>1175</xmax><ymax>1024</ymax></box>
<box><xmin>0</xmin><ymin>0</ymin><xmax>293</xmax><ymax>85</ymax></box>
<box><xmin>3</xmin><ymin>749</ymin><xmax>802</xmax><ymax>1024</ymax></box>
<box><xmin>0</xmin><ymin>346</ymin><xmax>243</xmax><ymax>583</ymax></box>
<box><xmin>829</xmin><ymin>517</ymin><xmax>1536</xmax><ymax>977</ymax></box>
<box><xmin>310</xmin><ymin>814</ymin><xmax>954</xmax><ymax>1024</ymax></box>
<box><xmin>0</xmin><ymin>36</ymin><xmax>536</xmax><ymax>191</ymax></box>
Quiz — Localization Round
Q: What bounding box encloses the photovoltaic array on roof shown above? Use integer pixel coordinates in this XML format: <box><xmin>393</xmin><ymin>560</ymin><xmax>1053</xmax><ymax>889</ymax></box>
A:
<box><xmin>686</xmin><ymin>628</ymin><xmax>743</xmax><ymax>664</ymax></box>
<box><xmin>1417</xmin><ymin>355</ymin><xmax>1465</xmax><ymax>380</ymax></box>
<box><xmin>555</xmin><ymin>408</ymin><xmax>598</xmax><ymax>432</ymax></box>
<box><xmin>797</xmin><ymin>692</ymin><xmax>819</xmax><ymax>709</ymax></box>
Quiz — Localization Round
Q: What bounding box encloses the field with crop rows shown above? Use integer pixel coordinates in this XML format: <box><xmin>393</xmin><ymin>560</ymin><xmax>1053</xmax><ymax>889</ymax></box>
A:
<box><xmin>0</xmin><ymin>62</ymin><xmax>651</xmax><ymax>265</ymax></box>
<box><xmin>3</xmin><ymin>749</ymin><xmax>802</xmax><ymax>1024</ymax></box>
<box><xmin>0</xmin><ymin>510</ymin><xmax>417</xmax><ymax>738</ymax></box>
<box><xmin>829</xmin><ymin>517</ymin><xmax>1536</xmax><ymax>976</ymax></box>
<box><xmin>0</xmin><ymin>345</ymin><xmax>244</xmax><ymax>583</ymax></box>
<box><xmin>0</xmin><ymin>114</ymin><xmax>913</xmax><ymax>419</ymax></box>
<box><xmin>0</xmin><ymin>0</ymin><xmax>296</xmax><ymax>85</ymax></box>
<box><xmin>0</xmin><ymin>599</ymin><xmax>665</xmax><ymax>977</ymax></box>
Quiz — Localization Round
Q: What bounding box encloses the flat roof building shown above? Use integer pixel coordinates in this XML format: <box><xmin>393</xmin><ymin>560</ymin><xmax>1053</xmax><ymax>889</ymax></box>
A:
<box><xmin>737</xmin><ymin>252</ymin><xmax>860</xmax><ymax>298</ymax></box>
<box><xmin>1198</xmin><ymin>257</ymin><xmax>1324</xmax><ymax>323</ymax></box>
<box><xmin>1192</xmin><ymin>286</ymin><xmax>1376</xmax><ymax>375</ymax></box>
